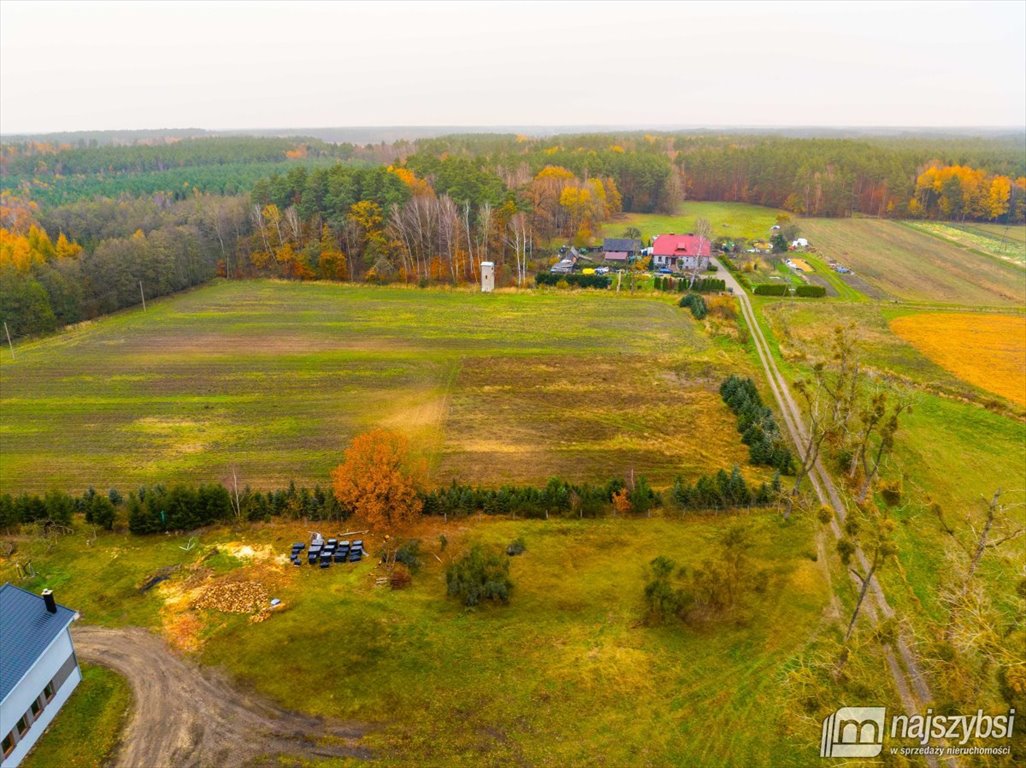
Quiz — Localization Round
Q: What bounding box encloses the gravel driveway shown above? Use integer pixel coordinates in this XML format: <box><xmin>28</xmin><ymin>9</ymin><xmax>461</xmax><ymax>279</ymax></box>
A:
<box><xmin>73</xmin><ymin>625</ymin><xmax>369</xmax><ymax>768</ymax></box>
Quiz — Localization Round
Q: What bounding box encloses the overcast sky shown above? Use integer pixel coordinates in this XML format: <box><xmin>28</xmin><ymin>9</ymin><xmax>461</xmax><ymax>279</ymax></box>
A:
<box><xmin>2</xmin><ymin>0</ymin><xmax>1024</xmax><ymax>134</ymax></box>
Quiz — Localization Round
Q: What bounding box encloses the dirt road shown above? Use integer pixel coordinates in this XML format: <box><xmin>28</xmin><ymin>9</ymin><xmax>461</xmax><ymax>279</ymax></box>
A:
<box><xmin>714</xmin><ymin>259</ymin><xmax>947</xmax><ymax>767</ymax></box>
<box><xmin>72</xmin><ymin>625</ymin><xmax>369</xmax><ymax>768</ymax></box>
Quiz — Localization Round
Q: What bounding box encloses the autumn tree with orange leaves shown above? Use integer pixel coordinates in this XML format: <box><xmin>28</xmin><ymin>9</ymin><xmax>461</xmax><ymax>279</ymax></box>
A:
<box><xmin>331</xmin><ymin>429</ymin><xmax>425</xmax><ymax>533</ymax></box>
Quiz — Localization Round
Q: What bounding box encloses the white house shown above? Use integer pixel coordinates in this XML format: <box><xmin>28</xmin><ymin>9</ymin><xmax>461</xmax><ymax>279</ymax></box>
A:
<box><xmin>1</xmin><ymin>585</ymin><xmax>81</xmax><ymax>768</ymax></box>
<box><xmin>651</xmin><ymin>234</ymin><xmax>712</xmax><ymax>272</ymax></box>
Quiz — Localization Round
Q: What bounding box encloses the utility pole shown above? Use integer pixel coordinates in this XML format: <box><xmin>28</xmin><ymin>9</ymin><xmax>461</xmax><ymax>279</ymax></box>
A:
<box><xmin>3</xmin><ymin>321</ymin><xmax>14</xmax><ymax>358</ymax></box>
<box><xmin>139</xmin><ymin>281</ymin><xmax>147</xmax><ymax>311</ymax></box>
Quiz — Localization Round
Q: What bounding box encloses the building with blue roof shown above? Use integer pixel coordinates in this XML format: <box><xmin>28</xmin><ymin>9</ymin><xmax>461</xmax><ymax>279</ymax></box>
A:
<box><xmin>1</xmin><ymin>584</ymin><xmax>81</xmax><ymax>768</ymax></box>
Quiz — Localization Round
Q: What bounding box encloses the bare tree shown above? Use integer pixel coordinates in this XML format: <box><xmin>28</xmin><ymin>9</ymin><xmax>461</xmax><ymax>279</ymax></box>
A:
<box><xmin>477</xmin><ymin>202</ymin><xmax>493</xmax><ymax>267</ymax></box>
<box><xmin>283</xmin><ymin>206</ymin><xmax>303</xmax><ymax>245</ymax></box>
<box><xmin>832</xmin><ymin>507</ymin><xmax>898</xmax><ymax>642</ymax></box>
<box><xmin>848</xmin><ymin>388</ymin><xmax>912</xmax><ymax>502</ymax></box>
<box><xmin>935</xmin><ymin>489</ymin><xmax>1026</xmax><ymax>641</ymax></box>
<box><xmin>505</xmin><ymin>212</ymin><xmax>530</xmax><ymax>287</ymax></box>
<box><xmin>791</xmin><ymin>372</ymin><xmax>836</xmax><ymax>494</ymax></box>
<box><xmin>694</xmin><ymin>217</ymin><xmax>712</xmax><ymax>242</ymax></box>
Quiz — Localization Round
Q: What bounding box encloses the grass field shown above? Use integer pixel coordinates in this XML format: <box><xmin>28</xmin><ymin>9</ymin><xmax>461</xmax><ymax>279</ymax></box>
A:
<box><xmin>758</xmin><ymin>299</ymin><xmax>1026</xmax><ymax>661</ymax></box>
<box><xmin>20</xmin><ymin>663</ymin><xmax>132</xmax><ymax>768</ymax></box>
<box><xmin>599</xmin><ymin>201</ymin><xmax>784</xmax><ymax>244</ymax></box>
<box><xmin>1</xmin><ymin>512</ymin><xmax>849</xmax><ymax>767</ymax></box>
<box><xmin>799</xmin><ymin>219</ymin><xmax>1026</xmax><ymax>305</ymax></box>
<box><xmin>890</xmin><ymin>312</ymin><xmax>1026</xmax><ymax>406</ymax></box>
<box><xmin>903</xmin><ymin>221</ymin><xmax>1026</xmax><ymax>267</ymax></box>
<box><xmin>0</xmin><ymin>280</ymin><xmax>756</xmax><ymax>494</ymax></box>
<box><xmin>762</xmin><ymin>302</ymin><xmax>1026</xmax><ymax>408</ymax></box>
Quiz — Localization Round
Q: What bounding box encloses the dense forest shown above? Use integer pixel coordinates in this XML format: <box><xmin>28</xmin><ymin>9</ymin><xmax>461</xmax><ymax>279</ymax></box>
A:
<box><xmin>2</xmin><ymin>130</ymin><xmax>1024</xmax><ymax>338</ymax></box>
<box><xmin>0</xmin><ymin>192</ymin><xmax>248</xmax><ymax>336</ymax></box>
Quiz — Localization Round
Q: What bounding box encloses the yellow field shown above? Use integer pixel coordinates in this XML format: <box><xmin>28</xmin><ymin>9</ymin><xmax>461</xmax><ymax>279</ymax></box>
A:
<box><xmin>890</xmin><ymin>313</ymin><xmax>1026</xmax><ymax>406</ymax></box>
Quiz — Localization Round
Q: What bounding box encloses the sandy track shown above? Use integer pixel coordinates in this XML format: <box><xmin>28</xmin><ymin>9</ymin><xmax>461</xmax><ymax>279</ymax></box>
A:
<box><xmin>714</xmin><ymin>259</ymin><xmax>948</xmax><ymax>767</ymax></box>
<box><xmin>72</xmin><ymin>625</ymin><xmax>369</xmax><ymax>768</ymax></box>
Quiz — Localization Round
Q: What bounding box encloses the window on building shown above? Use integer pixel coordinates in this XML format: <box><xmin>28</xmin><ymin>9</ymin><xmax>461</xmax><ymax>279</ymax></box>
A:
<box><xmin>15</xmin><ymin>715</ymin><xmax>29</xmax><ymax>737</ymax></box>
<box><xmin>43</xmin><ymin>681</ymin><xmax>56</xmax><ymax>702</ymax></box>
<box><xmin>30</xmin><ymin>697</ymin><xmax>42</xmax><ymax>717</ymax></box>
<box><xmin>2</xmin><ymin>731</ymin><xmax>15</xmax><ymax>758</ymax></box>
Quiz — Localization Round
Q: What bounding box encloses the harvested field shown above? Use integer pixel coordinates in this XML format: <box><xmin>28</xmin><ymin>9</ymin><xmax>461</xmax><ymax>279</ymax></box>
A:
<box><xmin>0</xmin><ymin>280</ymin><xmax>754</xmax><ymax>492</ymax></box>
<box><xmin>890</xmin><ymin>312</ymin><xmax>1026</xmax><ymax>406</ymax></box>
<box><xmin>800</xmin><ymin>219</ymin><xmax>1025</xmax><ymax>305</ymax></box>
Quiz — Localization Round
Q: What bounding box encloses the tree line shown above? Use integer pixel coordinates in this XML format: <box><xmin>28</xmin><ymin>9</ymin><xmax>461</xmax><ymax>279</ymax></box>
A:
<box><xmin>1</xmin><ymin>192</ymin><xmax>250</xmax><ymax>337</ymax></box>
<box><xmin>5</xmin><ymin>131</ymin><xmax>1024</xmax><ymax>337</ymax></box>
<box><xmin>0</xmin><ymin>466</ymin><xmax>778</xmax><ymax>535</ymax></box>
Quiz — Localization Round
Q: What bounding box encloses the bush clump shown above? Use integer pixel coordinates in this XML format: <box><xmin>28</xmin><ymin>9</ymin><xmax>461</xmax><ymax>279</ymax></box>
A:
<box><xmin>389</xmin><ymin>563</ymin><xmax>412</xmax><ymax>590</ymax></box>
<box><xmin>692</xmin><ymin>277</ymin><xmax>725</xmax><ymax>293</ymax></box>
<box><xmin>643</xmin><ymin>525</ymin><xmax>768</xmax><ymax>625</ymax></box>
<box><xmin>753</xmin><ymin>283</ymin><xmax>789</xmax><ymax>296</ymax></box>
<box><xmin>679</xmin><ymin>293</ymin><xmax>707</xmax><ymax>319</ymax></box>
<box><xmin>535</xmin><ymin>273</ymin><xmax>610</xmax><ymax>289</ymax></box>
<box><xmin>393</xmin><ymin>539</ymin><xmax>423</xmax><ymax>572</ymax></box>
<box><xmin>506</xmin><ymin>537</ymin><xmax>526</xmax><ymax>556</ymax></box>
<box><xmin>446</xmin><ymin>544</ymin><xmax>513</xmax><ymax>606</ymax></box>
<box><xmin>795</xmin><ymin>284</ymin><xmax>826</xmax><ymax>298</ymax></box>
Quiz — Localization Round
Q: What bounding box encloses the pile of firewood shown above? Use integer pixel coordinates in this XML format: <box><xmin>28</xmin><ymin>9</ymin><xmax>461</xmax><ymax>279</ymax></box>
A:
<box><xmin>193</xmin><ymin>581</ymin><xmax>268</xmax><ymax>614</ymax></box>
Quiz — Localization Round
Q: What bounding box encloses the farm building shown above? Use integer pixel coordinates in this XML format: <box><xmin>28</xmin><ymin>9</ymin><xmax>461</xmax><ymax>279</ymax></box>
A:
<box><xmin>601</xmin><ymin>238</ymin><xmax>642</xmax><ymax>264</ymax></box>
<box><xmin>551</xmin><ymin>247</ymin><xmax>580</xmax><ymax>274</ymax></box>
<box><xmin>651</xmin><ymin>234</ymin><xmax>711</xmax><ymax>272</ymax></box>
<box><xmin>1</xmin><ymin>585</ymin><xmax>81</xmax><ymax>768</ymax></box>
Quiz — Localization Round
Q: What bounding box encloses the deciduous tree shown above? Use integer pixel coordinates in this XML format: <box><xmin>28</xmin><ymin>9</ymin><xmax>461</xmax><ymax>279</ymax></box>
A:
<box><xmin>331</xmin><ymin>429</ymin><xmax>424</xmax><ymax>533</ymax></box>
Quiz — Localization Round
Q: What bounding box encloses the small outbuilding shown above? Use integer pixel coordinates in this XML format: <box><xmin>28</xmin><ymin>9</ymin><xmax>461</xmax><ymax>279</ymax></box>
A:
<box><xmin>602</xmin><ymin>238</ymin><xmax>642</xmax><ymax>263</ymax></box>
<box><xmin>1</xmin><ymin>585</ymin><xmax>81</xmax><ymax>768</ymax></box>
<box><xmin>480</xmin><ymin>261</ymin><xmax>495</xmax><ymax>292</ymax></box>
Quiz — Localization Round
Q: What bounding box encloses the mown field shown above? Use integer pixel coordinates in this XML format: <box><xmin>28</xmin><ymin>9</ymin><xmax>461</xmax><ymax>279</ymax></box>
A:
<box><xmin>599</xmin><ymin>201</ymin><xmax>784</xmax><ymax>243</ymax></box>
<box><xmin>903</xmin><ymin>221</ymin><xmax>1026</xmax><ymax>267</ymax></box>
<box><xmin>798</xmin><ymin>219</ymin><xmax>1026</xmax><ymax>305</ymax></box>
<box><xmin>2</xmin><ymin>512</ymin><xmax>851</xmax><ymax>767</ymax></box>
<box><xmin>0</xmin><ymin>280</ymin><xmax>755</xmax><ymax>494</ymax></box>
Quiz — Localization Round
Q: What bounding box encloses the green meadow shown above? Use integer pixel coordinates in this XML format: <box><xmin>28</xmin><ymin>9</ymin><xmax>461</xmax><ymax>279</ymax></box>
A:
<box><xmin>0</xmin><ymin>280</ymin><xmax>755</xmax><ymax>494</ymax></box>
<box><xmin>599</xmin><ymin>201</ymin><xmax>784</xmax><ymax>244</ymax></box>
<box><xmin>3</xmin><ymin>510</ymin><xmax>856</xmax><ymax>767</ymax></box>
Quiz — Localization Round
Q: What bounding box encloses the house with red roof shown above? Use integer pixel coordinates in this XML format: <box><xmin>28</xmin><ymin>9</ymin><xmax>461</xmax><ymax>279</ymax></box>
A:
<box><xmin>651</xmin><ymin>234</ymin><xmax>711</xmax><ymax>272</ymax></box>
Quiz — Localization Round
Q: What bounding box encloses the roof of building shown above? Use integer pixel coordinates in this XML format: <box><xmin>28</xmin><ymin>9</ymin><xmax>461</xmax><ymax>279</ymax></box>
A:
<box><xmin>652</xmin><ymin>234</ymin><xmax>711</xmax><ymax>258</ymax></box>
<box><xmin>0</xmin><ymin>584</ymin><xmax>77</xmax><ymax>702</ymax></box>
<box><xmin>603</xmin><ymin>251</ymin><xmax>629</xmax><ymax>261</ymax></box>
<box><xmin>603</xmin><ymin>238</ymin><xmax>642</xmax><ymax>252</ymax></box>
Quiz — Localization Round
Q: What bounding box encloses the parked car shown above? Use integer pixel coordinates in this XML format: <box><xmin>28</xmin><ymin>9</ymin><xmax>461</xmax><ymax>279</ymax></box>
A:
<box><xmin>656</xmin><ymin>267</ymin><xmax>673</xmax><ymax>275</ymax></box>
<box><xmin>595</xmin><ymin>267</ymin><xmax>610</xmax><ymax>275</ymax></box>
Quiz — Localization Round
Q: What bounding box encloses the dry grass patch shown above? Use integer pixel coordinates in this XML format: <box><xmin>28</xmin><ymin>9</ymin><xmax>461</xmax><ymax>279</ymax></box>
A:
<box><xmin>436</xmin><ymin>354</ymin><xmax>754</xmax><ymax>486</ymax></box>
<box><xmin>890</xmin><ymin>313</ymin><xmax>1026</xmax><ymax>406</ymax></box>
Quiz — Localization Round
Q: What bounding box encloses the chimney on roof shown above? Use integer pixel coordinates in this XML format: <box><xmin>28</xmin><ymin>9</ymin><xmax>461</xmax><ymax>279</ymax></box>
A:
<box><xmin>42</xmin><ymin>588</ymin><xmax>57</xmax><ymax>613</ymax></box>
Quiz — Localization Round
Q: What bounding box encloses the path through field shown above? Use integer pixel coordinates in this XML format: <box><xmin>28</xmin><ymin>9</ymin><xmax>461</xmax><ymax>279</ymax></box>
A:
<box><xmin>72</xmin><ymin>625</ymin><xmax>369</xmax><ymax>768</ymax></box>
<box><xmin>715</xmin><ymin>259</ymin><xmax>950</xmax><ymax>768</ymax></box>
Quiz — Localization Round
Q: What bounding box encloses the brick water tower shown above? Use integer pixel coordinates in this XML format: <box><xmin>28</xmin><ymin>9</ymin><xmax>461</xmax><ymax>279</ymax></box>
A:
<box><xmin>480</xmin><ymin>261</ymin><xmax>495</xmax><ymax>293</ymax></box>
